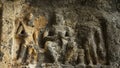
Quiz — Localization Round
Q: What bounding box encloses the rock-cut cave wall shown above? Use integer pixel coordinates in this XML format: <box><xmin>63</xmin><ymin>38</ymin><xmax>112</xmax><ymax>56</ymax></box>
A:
<box><xmin>0</xmin><ymin>0</ymin><xmax>120</xmax><ymax>68</ymax></box>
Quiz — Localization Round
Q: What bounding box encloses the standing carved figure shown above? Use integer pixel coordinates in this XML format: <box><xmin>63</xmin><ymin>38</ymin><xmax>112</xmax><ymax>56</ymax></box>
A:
<box><xmin>12</xmin><ymin>11</ymin><xmax>48</xmax><ymax>66</ymax></box>
<box><xmin>77</xmin><ymin>21</ymin><xmax>106</xmax><ymax>65</ymax></box>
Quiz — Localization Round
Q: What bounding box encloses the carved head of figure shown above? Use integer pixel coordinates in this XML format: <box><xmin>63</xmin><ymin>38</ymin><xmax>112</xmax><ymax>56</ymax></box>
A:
<box><xmin>55</xmin><ymin>10</ymin><xmax>65</xmax><ymax>25</ymax></box>
<box><xmin>26</xmin><ymin>13</ymin><xmax>34</xmax><ymax>27</ymax></box>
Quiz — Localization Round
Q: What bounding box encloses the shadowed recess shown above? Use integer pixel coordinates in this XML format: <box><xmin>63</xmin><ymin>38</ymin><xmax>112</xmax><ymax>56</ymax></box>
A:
<box><xmin>0</xmin><ymin>3</ymin><xmax>3</xmax><ymax>61</ymax></box>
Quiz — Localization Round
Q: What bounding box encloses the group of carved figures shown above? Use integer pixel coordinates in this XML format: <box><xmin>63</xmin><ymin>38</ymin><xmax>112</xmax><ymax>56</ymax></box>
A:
<box><xmin>12</xmin><ymin>11</ymin><xmax>107</xmax><ymax>67</ymax></box>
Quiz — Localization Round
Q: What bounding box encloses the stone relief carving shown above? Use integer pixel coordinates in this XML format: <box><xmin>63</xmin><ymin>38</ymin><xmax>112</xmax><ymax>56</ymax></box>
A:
<box><xmin>11</xmin><ymin>6</ymin><xmax>108</xmax><ymax>67</ymax></box>
<box><xmin>12</xmin><ymin>11</ymin><xmax>48</xmax><ymax>66</ymax></box>
<box><xmin>76</xmin><ymin>21</ymin><xmax>107</xmax><ymax>65</ymax></box>
<box><xmin>42</xmin><ymin>11</ymin><xmax>78</xmax><ymax>65</ymax></box>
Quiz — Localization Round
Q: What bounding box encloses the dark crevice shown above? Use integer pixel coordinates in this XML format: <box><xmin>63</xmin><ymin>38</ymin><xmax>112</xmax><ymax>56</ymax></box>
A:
<box><xmin>44</xmin><ymin>50</ymin><xmax>55</xmax><ymax>63</ymax></box>
<box><xmin>94</xmin><ymin>31</ymin><xmax>100</xmax><ymax>47</ymax></box>
<box><xmin>99</xmin><ymin>18</ymin><xmax>109</xmax><ymax>65</ymax></box>
<box><xmin>0</xmin><ymin>4</ymin><xmax>3</xmax><ymax>62</ymax></box>
<box><xmin>47</xmin><ymin>12</ymin><xmax>56</xmax><ymax>26</ymax></box>
<box><xmin>115</xmin><ymin>0</ymin><xmax>120</xmax><ymax>12</ymax></box>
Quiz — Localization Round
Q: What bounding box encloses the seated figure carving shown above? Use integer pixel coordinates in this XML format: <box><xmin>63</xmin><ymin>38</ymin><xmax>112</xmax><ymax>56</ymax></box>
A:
<box><xmin>43</xmin><ymin>12</ymin><xmax>78</xmax><ymax>65</ymax></box>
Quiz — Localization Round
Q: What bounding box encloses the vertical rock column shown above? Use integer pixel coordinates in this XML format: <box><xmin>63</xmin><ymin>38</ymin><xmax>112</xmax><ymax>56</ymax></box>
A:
<box><xmin>0</xmin><ymin>2</ymin><xmax>14</xmax><ymax>68</ymax></box>
<box><xmin>103</xmin><ymin>12</ymin><xmax>120</xmax><ymax>67</ymax></box>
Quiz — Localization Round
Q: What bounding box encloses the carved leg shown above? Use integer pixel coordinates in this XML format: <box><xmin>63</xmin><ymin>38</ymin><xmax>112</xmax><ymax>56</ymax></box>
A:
<box><xmin>20</xmin><ymin>45</ymin><xmax>28</xmax><ymax>63</ymax></box>
<box><xmin>90</xmin><ymin>33</ymin><xmax>99</xmax><ymax>65</ymax></box>
<box><xmin>95</xmin><ymin>29</ymin><xmax>106</xmax><ymax>64</ymax></box>
<box><xmin>84</xmin><ymin>43</ymin><xmax>93</xmax><ymax>65</ymax></box>
<box><xmin>12</xmin><ymin>38</ymin><xmax>22</xmax><ymax>61</ymax></box>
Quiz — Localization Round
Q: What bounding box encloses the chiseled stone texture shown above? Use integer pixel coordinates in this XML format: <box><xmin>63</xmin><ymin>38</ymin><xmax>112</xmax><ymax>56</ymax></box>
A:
<box><xmin>0</xmin><ymin>0</ymin><xmax>120</xmax><ymax>68</ymax></box>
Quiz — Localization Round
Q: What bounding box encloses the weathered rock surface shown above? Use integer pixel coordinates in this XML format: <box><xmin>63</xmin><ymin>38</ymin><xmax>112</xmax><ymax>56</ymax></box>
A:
<box><xmin>0</xmin><ymin>0</ymin><xmax>120</xmax><ymax>68</ymax></box>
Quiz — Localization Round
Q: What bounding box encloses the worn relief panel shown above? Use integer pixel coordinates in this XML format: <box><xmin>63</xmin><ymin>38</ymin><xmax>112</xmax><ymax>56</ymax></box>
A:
<box><xmin>12</xmin><ymin>4</ymin><xmax>109</xmax><ymax>67</ymax></box>
<box><xmin>0</xmin><ymin>0</ymin><xmax>120</xmax><ymax>68</ymax></box>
